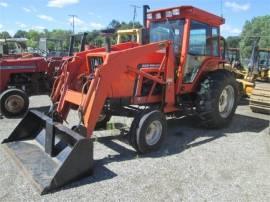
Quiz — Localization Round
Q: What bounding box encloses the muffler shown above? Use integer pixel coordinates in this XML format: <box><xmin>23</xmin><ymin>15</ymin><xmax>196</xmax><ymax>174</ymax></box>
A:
<box><xmin>1</xmin><ymin>110</ymin><xmax>94</xmax><ymax>195</ymax></box>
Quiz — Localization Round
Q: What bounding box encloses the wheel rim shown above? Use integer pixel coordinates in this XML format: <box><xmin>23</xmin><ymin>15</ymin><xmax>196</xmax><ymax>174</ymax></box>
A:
<box><xmin>218</xmin><ymin>85</ymin><xmax>235</xmax><ymax>118</ymax></box>
<box><xmin>4</xmin><ymin>95</ymin><xmax>25</xmax><ymax>114</ymax></box>
<box><xmin>145</xmin><ymin>120</ymin><xmax>162</xmax><ymax>146</ymax></box>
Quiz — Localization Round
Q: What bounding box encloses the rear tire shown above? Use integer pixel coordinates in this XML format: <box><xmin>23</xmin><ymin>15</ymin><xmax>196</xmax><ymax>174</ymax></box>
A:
<box><xmin>129</xmin><ymin>109</ymin><xmax>167</xmax><ymax>154</ymax></box>
<box><xmin>0</xmin><ymin>89</ymin><xmax>29</xmax><ymax>118</ymax></box>
<box><xmin>196</xmin><ymin>70</ymin><xmax>238</xmax><ymax>128</ymax></box>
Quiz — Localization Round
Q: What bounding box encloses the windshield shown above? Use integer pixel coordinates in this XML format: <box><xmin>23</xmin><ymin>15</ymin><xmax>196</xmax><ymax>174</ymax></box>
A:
<box><xmin>259</xmin><ymin>51</ymin><xmax>270</xmax><ymax>68</ymax></box>
<box><xmin>150</xmin><ymin>19</ymin><xmax>184</xmax><ymax>58</ymax></box>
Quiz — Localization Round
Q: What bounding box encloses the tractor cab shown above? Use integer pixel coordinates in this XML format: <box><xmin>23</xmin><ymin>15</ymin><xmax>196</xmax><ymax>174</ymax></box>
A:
<box><xmin>257</xmin><ymin>48</ymin><xmax>270</xmax><ymax>81</ymax></box>
<box><xmin>258</xmin><ymin>48</ymin><xmax>270</xmax><ymax>69</ymax></box>
<box><xmin>0</xmin><ymin>38</ymin><xmax>27</xmax><ymax>57</ymax></box>
<box><xmin>146</xmin><ymin>6</ymin><xmax>224</xmax><ymax>85</ymax></box>
<box><xmin>226</xmin><ymin>48</ymin><xmax>244</xmax><ymax>71</ymax></box>
<box><xmin>227</xmin><ymin>48</ymin><xmax>240</xmax><ymax>64</ymax></box>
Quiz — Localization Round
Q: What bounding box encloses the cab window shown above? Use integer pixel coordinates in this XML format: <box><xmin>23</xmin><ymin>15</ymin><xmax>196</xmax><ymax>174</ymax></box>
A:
<box><xmin>188</xmin><ymin>21</ymin><xmax>211</xmax><ymax>55</ymax></box>
<box><xmin>212</xmin><ymin>27</ymin><xmax>219</xmax><ymax>56</ymax></box>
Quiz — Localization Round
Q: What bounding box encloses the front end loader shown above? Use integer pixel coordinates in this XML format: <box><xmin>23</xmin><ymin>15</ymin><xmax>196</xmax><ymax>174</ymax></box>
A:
<box><xmin>2</xmin><ymin>6</ymin><xmax>239</xmax><ymax>194</ymax></box>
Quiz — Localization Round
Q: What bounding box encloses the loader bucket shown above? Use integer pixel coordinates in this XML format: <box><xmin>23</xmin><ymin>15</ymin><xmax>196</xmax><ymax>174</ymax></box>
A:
<box><xmin>1</xmin><ymin>110</ymin><xmax>94</xmax><ymax>195</ymax></box>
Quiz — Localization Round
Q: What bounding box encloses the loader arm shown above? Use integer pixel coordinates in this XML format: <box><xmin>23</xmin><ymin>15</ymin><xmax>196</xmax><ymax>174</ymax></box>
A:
<box><xmin>56</xmin><ymin>41</ymin><xmax>176</xmax><ymax>137</ymax></box>
<box><xmin>50</xmin><ymin>42</ymin><xmax>140</xmax><ymax>103</ymax></box>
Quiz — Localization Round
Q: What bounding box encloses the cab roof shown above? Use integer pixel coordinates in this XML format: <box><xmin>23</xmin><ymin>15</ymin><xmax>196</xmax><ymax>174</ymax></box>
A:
<box><xmin>148</xmin><ymin>6</ymin><xmax>225</xmax><ymax>27</ymax></box>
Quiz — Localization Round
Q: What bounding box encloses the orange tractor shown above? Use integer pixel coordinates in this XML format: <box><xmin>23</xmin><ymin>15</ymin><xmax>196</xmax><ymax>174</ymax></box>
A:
<box><xmin>2</xmin><ymin>5</ymin><xmax>238</xmax><ymax>194</ymax></box>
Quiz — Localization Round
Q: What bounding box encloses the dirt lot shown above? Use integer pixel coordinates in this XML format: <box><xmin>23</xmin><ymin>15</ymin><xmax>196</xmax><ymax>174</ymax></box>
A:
<box><xmin>0</xmin><ymin>95</ymin><xmax>269</xmax><ymax>201</ymax></box>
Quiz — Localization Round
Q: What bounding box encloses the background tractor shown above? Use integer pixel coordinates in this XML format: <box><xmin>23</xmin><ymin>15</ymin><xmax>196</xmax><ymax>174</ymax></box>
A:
<box><xmin>229</xmin><ymin>37</ymin><xmax>270</xmax><ymax>114</ymax></box>
<box><xmin>226</xmin><ymin>48</ymin><xmax>243</xmax><ymax>71</ymax></box>
<box><xmin>0</xmin><ymin>33</ymin><xmax>87</xmax><ymax>118</ymax></box>
<box><xmin>0</xmin><ymin>38</ymin><xmax>28</xmax><ymax>59</ymax></box>
<box><xmin>247</xmin><ymin>44</ymin><xmax>270</xmax><ymax>114</ymax></box>
<box><xmin>116</xmin><ymin>28</ymin><xmax>143</xmax><ymax>44</ymax></box>
<box><xmin>2</xmin><ymin>5</ymin><xmax>239</xmax><ymax>194</ymax></box>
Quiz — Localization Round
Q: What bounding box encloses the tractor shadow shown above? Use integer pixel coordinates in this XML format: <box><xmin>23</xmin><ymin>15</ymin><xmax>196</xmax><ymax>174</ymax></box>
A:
<box><xmin>0</xmin><ymin>106</ymin><xmax>51</xmax><ymax>120</ymax></box>
<box><xmin>29</xmin><ymin>106</ymin><xmax>51</xmax><ymax>112</ymax></box>
<box><xmin>238</xmin><ymin>97</ymin><xmax>250</xmax><ymax>106</ymax></box>
<box><xmin>64</xmin><ymin>113</ymin><xmax>269</xmax><ymax>191</ymax></box>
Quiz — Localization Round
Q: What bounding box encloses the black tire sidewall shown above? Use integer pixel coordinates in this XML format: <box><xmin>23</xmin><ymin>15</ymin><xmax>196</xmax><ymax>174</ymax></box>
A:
<box><xmin>196</xmin><ymin>70</ymin><xmax>238</xmax><ymax>128</ymax></box>
<box><xmin>135</xmin><ymin>110</ymin><xmax>167</xmax><ymax>154</ymax></box>
<box><xmin>95</xmin><ymin>111</ymin><xmax>112</xmax><ymax>129</ymax></box>
<box><xmin>212</xmin><ymin>76</ymin><xmax>238</xmax><ymax>125</ymax></box>
<box><xmin>0</xmin><ymin>89</ymin><xmax>29</xmax><ymax>118</ymax></box>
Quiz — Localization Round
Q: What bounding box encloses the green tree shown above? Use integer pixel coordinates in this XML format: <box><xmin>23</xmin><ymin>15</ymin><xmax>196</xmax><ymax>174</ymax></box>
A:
<box><xmin>48</xmin><ymin>29</ymin><xmax>73</xmax><ymax>50</ymax></box>
<box><xmin>108</xmin><ymin>20</ymin><xmax>121</xmax><ymax>30</ymax></box>
<box><xmin>26</xmin><ymin>30</ymin><xmax>41</xmax><ymax>48</ymax></box>
<box><xmin>0</xmin><ymin>19</ymin><xmax>143</xmax><ymax>50</ymax></box>
<box><xmin>240</xmin><ymin>15</ymin><xmax>270</xmax><ymax>58</ymax></box>
<box><xmin>14</xmin><ymin>30</ymin><xmax>27</xmax><ymax>38</ymax></box>
<box><xmin>0</xmin><ymin>31</ymin><xmax>11</xmax><ymax>38</ymax></box>
<box><xmin>86</xmin><ymin>30</ymin><xmax>102</xmax><ymax>46</ymax></box>
<box><xmin>226</xmin><ymin>36</ymin><xmax>241</xmax><ymax>48</ymax></box>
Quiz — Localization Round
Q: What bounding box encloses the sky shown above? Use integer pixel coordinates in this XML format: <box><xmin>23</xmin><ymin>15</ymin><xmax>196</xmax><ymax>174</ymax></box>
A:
<box><xmin>0</xmin><ymin>0</ymin><xmax>269</xmax><ymax>37</ymax></box>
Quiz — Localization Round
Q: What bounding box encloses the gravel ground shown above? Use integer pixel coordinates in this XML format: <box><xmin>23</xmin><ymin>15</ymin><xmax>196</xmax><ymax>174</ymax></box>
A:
<box><xmin>0</xmin><ymin>95</ymin><xmax>269</xmax><ymax>202</ymax></box>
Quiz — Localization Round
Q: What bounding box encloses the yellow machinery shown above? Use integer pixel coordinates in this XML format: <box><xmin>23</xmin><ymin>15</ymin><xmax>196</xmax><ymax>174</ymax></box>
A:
<box><xmin>248</xmin><ymin>48</ymin><xmax>270</xmax><ymax>114</ymax></box>
<box><xmin>116</xmin><ymin>28</ymin><xmax>142</xmax><ymax>44</ymax></box>
<box><xmin>256</xmin><ymin>48</ymin><xmax>270</xmax><ymax>82</ymax></box>
<box><xmin>227</xmin><ymin>38</ymin><xmax>270</xmax><ymax>114</ymax></box>
<box><xmin>249</xmin><ymin>82</ymin><xmax>270</xmax><ymax>114</ymax></box>
<box><xmin>237</xmin><ymin>78</ymin><xmax>255</xmax><ymax>97</ymax></box>
<box><xmin>225</xmin><ymin>48</ymin><xmax>254</xmax><ymax>96</ymax></box>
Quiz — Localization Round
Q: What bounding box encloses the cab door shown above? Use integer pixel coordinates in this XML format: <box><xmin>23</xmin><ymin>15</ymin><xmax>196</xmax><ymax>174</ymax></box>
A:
<box><xmin>183</xmin><ymin>20</ymin><xmax>219</xmax><ymax>83</ymax></box>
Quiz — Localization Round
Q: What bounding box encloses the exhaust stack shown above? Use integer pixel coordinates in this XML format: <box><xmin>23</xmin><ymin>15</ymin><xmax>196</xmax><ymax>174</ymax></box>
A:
<box><xmin>142</xmin><ymin>5</ymin><xmax>150</xmax><ymax>44</ymax></box>
<box><xmin>143</xmin><ymin>5</ymin><xmax>150</xmax><ymax>28</ymax></box>
<box><xmin>100</xmin><ymin>28</ymin><xmax>115</xmax><ymax>52</ymax></box>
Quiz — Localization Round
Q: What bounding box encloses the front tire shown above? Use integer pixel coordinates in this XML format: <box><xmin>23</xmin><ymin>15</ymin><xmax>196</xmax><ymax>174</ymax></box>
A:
<box><xmin>0</xmin><ymin>89</ymin><xmax>29</xmax><ymax>118</ymax></box>
<box><xmin>95</xmin><ymin>111</ymin><xmax>112</xmax><ymax>129</ymax></box>
<box><xmin>196</xmin><ymin>70</ymin><xmax>238</xmax><ymax>128</ymax></box>
<box><xmin>129</xmin><ymin>109</ymin><xmax>167</xmax><ymax>154</ymax></box>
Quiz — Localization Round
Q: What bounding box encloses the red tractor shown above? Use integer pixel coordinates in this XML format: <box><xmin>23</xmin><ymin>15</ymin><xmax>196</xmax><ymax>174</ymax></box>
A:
<box><xmin>2</xmin><ymin>6</ymin><xmax>238</xmax><ymax>194</ymax></box>
<box><xmin>0</xmin><ymin>33</ymin><xmax>87</xmax><ymax>118</ymax></box>
<box><xmin>0</xmin><ymin>38</ymin><xmax>28</xmax><ymax>59</ymax></box>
